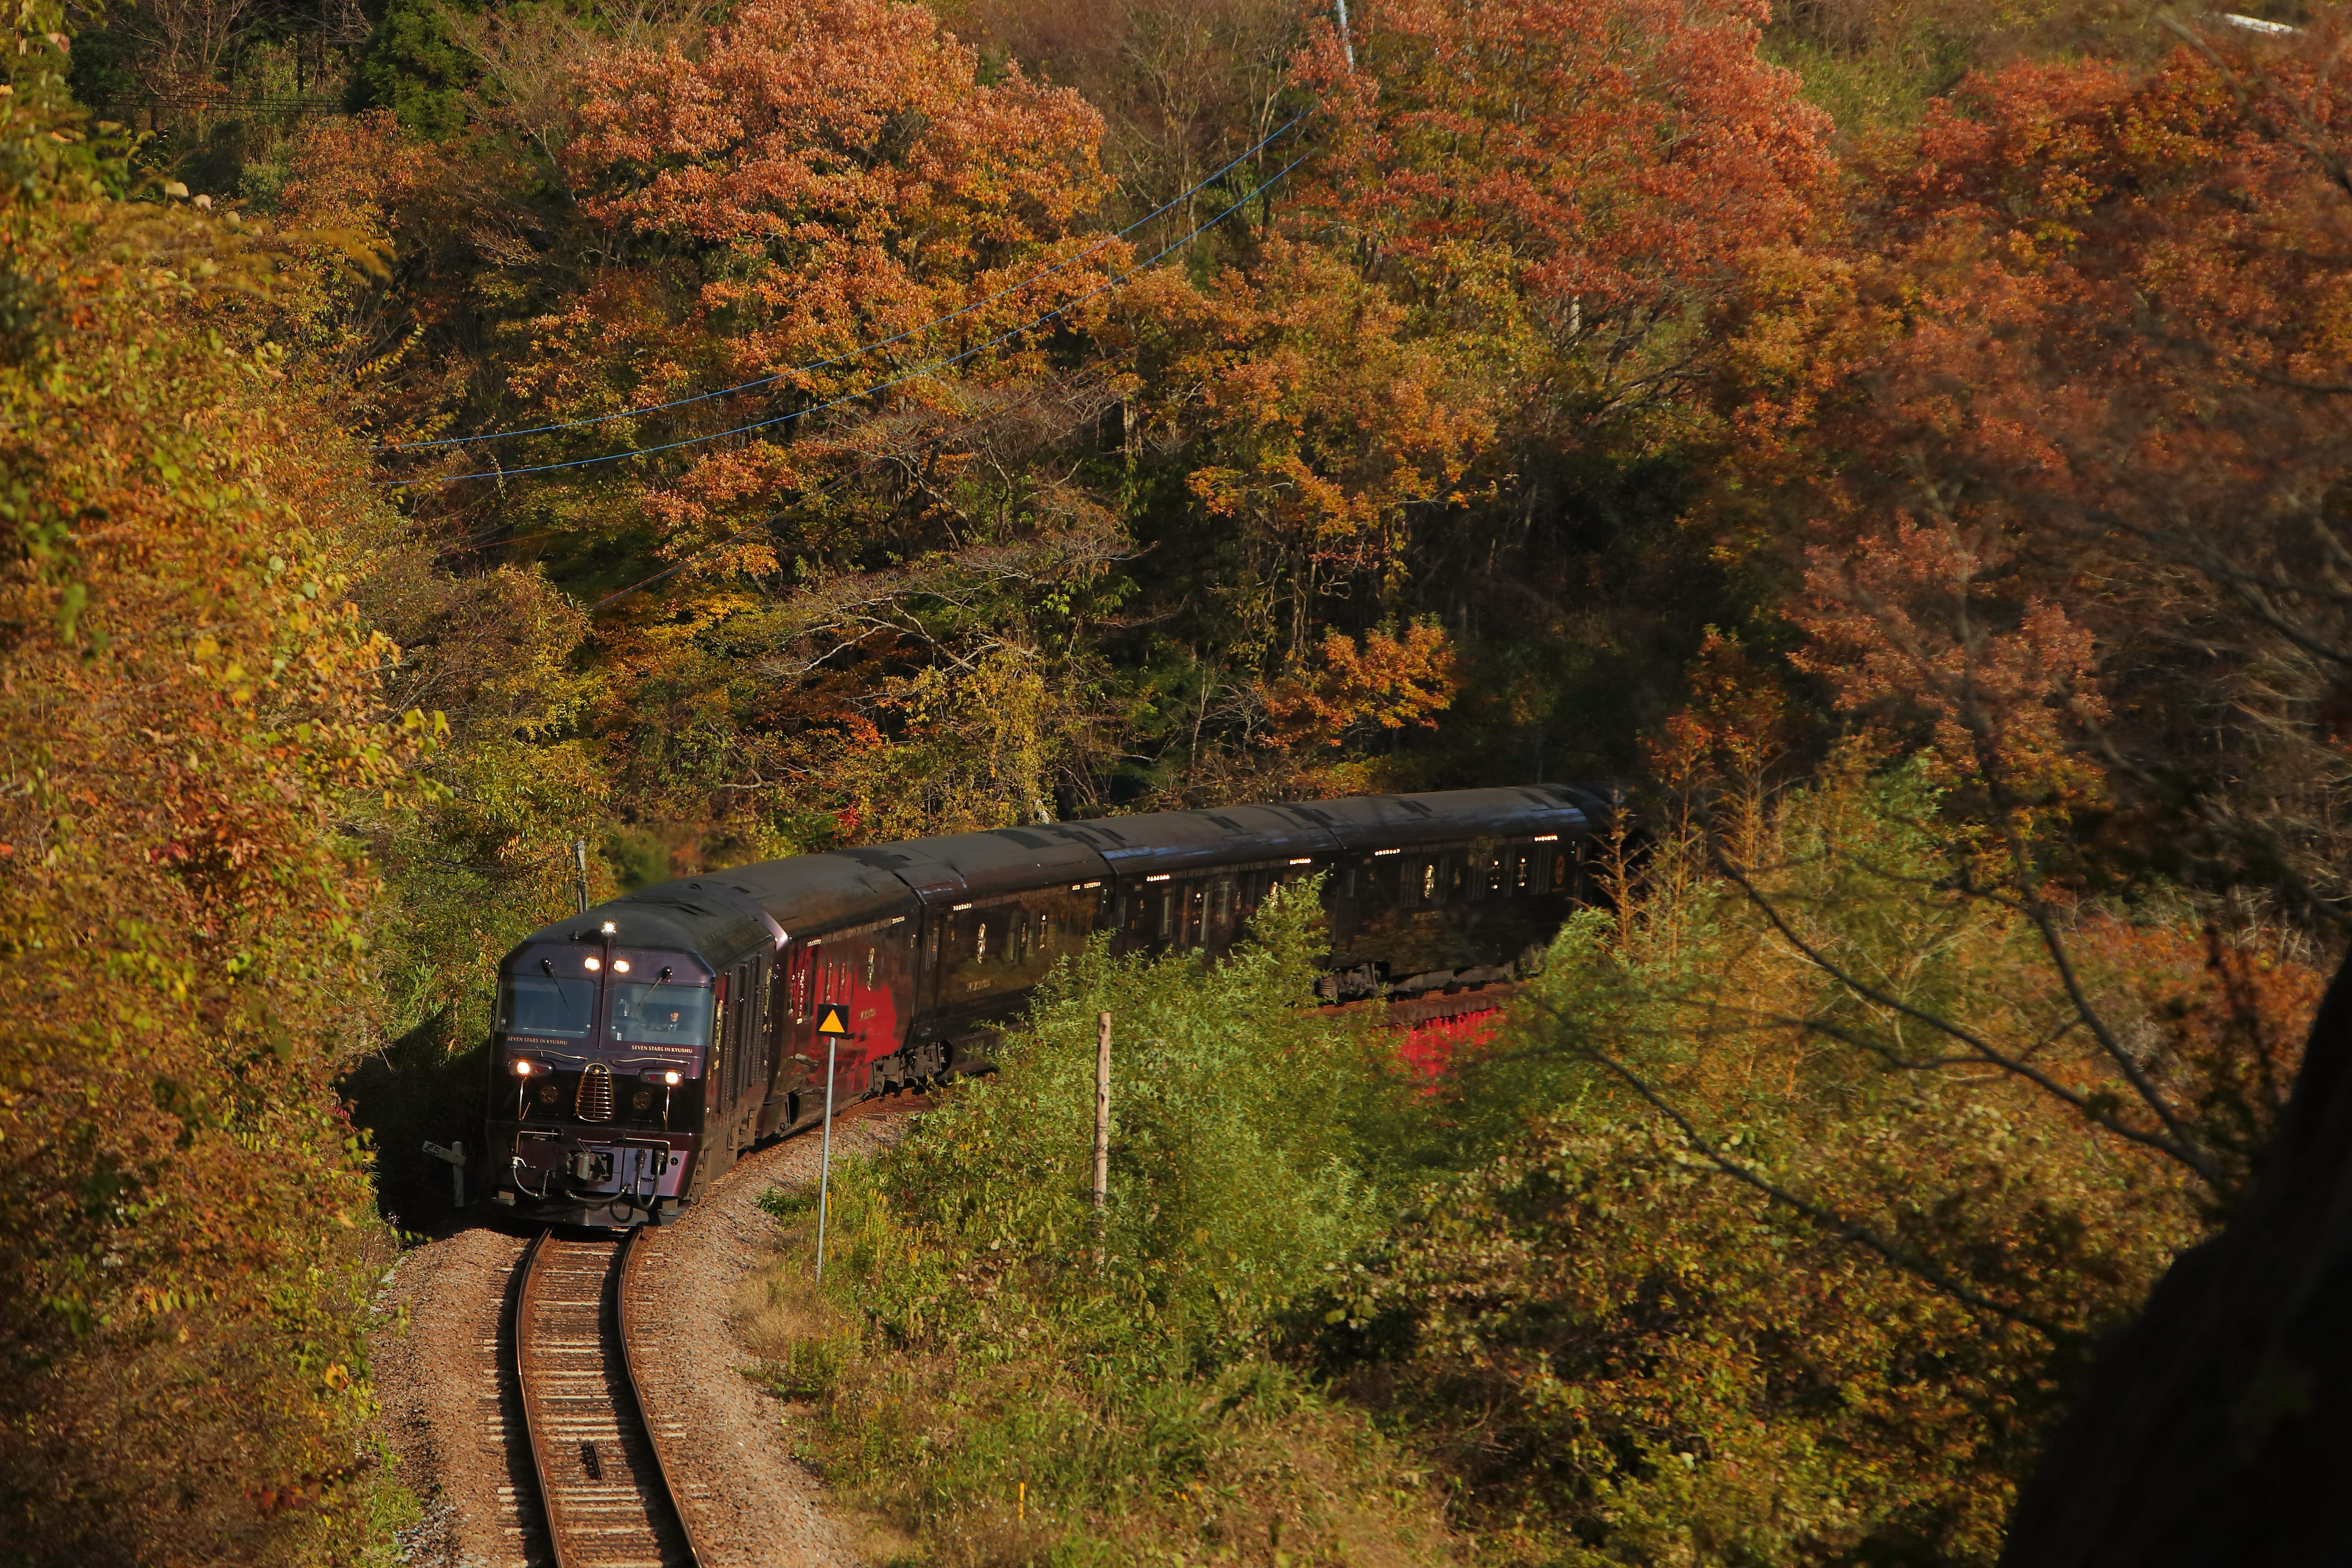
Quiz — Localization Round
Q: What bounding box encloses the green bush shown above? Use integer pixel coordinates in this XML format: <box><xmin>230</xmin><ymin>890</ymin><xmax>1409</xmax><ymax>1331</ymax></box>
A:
<box><xmin>751</xmin><ymin>883</ymin><xmax>1455</xmax><ymax>1565</ymax></box>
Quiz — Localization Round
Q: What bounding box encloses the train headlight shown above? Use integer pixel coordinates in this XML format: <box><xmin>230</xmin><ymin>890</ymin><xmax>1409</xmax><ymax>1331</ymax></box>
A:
<box><xmin>512</xmin><ymin>1059</ymin><xmax>535</xmax><ymax>1077</ymax></box>
<box><xmin>601</xmin><ymin>921</ymin><xmax>617</xmax><ymax>935</ymax></box>
<box><xmin>584</xmin><ymin>956</ymin><xmax>602</xmax><ymax>971</ymax></box>
<box><xmin>612</xmin><ymin>959</ymin><xmax>631</xmax><ymax>974</ymax></box>
<box><xmin>662</xmin><ymin>1071</ymin><xmax>681</xmax><ymax>1086</ymax></box>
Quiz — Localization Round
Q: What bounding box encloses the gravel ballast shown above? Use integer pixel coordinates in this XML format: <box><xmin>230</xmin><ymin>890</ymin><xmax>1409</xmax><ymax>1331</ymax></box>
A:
<box><xmin>371</xmin><ymin>1107</ymin><xmax>915</xmax><ymax>1567</ymax></box>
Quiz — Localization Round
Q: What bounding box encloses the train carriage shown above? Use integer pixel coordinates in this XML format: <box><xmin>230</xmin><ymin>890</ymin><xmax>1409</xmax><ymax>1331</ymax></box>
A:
<box><xmin>485</xmin><ymin>783</ymin><xmax>1617</xmax><ymax>1227</ymax></box>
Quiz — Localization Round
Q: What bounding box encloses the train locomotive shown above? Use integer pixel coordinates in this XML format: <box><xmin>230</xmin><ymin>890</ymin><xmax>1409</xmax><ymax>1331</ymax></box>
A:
<box><xmin>484</xmin><ymin>783</ymin><xmax>1616</xmax><ymax>1227</ymax></box>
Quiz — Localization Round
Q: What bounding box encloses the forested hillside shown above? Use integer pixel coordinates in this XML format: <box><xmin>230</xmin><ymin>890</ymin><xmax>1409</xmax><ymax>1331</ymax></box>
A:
<box><xmin>8</xmin><ymin>0</ymin><xmax>2351</xmax><ymax>1562</ymax></box>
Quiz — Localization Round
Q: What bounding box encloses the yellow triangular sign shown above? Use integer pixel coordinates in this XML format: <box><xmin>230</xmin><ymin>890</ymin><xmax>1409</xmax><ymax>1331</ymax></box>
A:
<box><xmin>813</xmin><ymin>1004</ymin><xmax>850</xmax><ymax>1036</ymax></box>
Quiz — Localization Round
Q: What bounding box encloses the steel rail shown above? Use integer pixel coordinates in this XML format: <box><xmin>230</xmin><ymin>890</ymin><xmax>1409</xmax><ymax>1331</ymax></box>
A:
<box><xmin>617</xmin><ymin>1227</ymin><xmax>707</xmax><ymax>1568</ymax></box>
<box><xmin>511</xmin><ymin>1228</ymin><xmax>565</xmax><ymax>1565</ymax></box>
<box><xmin>513</xmin><ymin>1226</ymin><xmax>694</xmax><ymax>1568</ymax></box>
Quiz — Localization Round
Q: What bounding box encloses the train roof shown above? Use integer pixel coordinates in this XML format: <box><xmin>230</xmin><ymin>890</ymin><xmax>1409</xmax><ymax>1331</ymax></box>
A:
<box><xmin>838</xmin><ymin>826</ymin><xmax>1109</xmax><ymax>902</ymax></box>
<box><xmin>517</xmin><ymin>887</ymin><xmax>771</xmax><ymax>969</ymax></box>
<box><xmin>499</xmin><ymin>781</ymin><xmax>1616</xmax><ymax>975</ymax></box>
<box><xmin>1305</xmin><ymin>784</ymin><xmax>1602</xmax><ymax>851</ymax></box>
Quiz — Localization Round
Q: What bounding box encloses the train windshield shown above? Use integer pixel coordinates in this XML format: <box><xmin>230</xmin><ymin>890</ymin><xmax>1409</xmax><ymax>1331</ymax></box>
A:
<box><xmin>502</xmin><ymin>975</ymin><xmax>595</xmax><ymax>1039</ymax></box>
<box><xmin>608</xmin><ymin>982</ymin><xmax>711</xmax><ymax>1046</ymax></box>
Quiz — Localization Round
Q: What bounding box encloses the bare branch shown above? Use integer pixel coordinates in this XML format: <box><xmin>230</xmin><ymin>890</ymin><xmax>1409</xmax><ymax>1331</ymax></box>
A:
<box><xmin>1708</xmin><ymin>843</ymin><xmax>2234</xmax><ymax>1195</ymax></box>
<box><xmin>1523</xmin><ymin>994</ymin><xmax>2078</xmax><ymax>1343</ymax></box>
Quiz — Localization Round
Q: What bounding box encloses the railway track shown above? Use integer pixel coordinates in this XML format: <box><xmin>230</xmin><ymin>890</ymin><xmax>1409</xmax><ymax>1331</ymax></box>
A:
<box><xmin>511</xmin><ymin>1228</ymin><xmax>706</xmax><ymax>1568</ymax></box>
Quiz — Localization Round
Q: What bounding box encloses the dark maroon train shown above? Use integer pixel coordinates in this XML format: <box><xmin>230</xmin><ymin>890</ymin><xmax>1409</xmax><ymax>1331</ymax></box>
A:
<box><xmin>485</xmin><ymin>784</ymin><xmax>1616</xmax><ymax>1226</ymax></box>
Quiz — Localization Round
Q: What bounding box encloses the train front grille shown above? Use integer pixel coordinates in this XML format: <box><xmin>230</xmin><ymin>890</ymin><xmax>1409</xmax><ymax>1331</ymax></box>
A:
<box><xmin>575</xmin><ymin>1061</ymin><xmax>614</xmax><ymax>1122</ymax></box>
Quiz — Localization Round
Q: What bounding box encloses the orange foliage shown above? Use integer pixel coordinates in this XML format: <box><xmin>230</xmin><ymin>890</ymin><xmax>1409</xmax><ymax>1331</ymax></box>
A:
<box><xmin>1292</xmin><ymin>0</ymin><xmax>1830</xmax><ymax>335</ymax></box>
<box><xmin>1646</xmin><ymin>627</ymin><xmax>1804</xmax><ymax>787</ymax></box>
<box><xmin>563</xmin><ymin>0</ymin><xmax>1112</xmax><ymax>401</ymax></box>
<box><xmin>1260</xmin><ymin>621</ymin><xmax>1461</xmax><ymax>750</ymax></box>
<box><xmin>1101</xmin><ymin>238</ymin><xmax>1502</xmax><ymax>582</ymax></box>
<box><xmin>2075</xmin><ymin>917</ymin><xmax>2322</xmax><ymax>1174</ymax></box>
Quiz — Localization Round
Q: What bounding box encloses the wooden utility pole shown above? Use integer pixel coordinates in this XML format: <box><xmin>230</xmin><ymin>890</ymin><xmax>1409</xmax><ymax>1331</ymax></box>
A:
<box><xmin>1093</xmin><ymin>1011</ymin><xmax>1112</xmax><ymax>1265</ymax></box>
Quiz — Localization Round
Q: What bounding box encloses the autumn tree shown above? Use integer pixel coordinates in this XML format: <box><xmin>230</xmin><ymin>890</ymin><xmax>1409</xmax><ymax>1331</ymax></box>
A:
<box><xmin>1290</xmin><ymin>0</ymin><xmax>1831</xmax><ymax>422</ymax></box>
<box><xmin>1724</xmin><ymin>16</ymin><xmax>2352</xmax><ymax>927</ymax></box>
<box><xmin>958</xmin><ymin>0</ymin><xmax>1303</xmax><ymax>225</ymax></box>
<box><xmin>0</xmin><ymin>12</ymin><xmax>417</xmax><ymax>1558</ymax></box>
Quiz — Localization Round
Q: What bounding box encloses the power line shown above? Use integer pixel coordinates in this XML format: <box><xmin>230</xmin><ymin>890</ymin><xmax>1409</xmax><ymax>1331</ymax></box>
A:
<box><xmin>383</xmin><ymin>147</ymin><xmax>1312</xmax><ymax>491</ymax></box>
<box><xmin>378</xmin><ymin>112</ymin><xmax>1309</xmax><ymax>455</ymax></box>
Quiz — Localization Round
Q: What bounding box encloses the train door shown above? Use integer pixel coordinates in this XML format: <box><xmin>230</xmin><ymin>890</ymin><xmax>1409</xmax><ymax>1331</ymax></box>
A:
<box><xmin>709</xmin><ymin>971</ymin><xmax>732</xmax><ymax>1121</ymax></box>
<box><xmin>1204</xmin><ymin>875</ymin><xmax>1238</xmax><ymax>953</ymax></box>
<box><xmin>914</xmin><ymin>915</ymin><xmax>943</xmax><ymax>1016</ymax></box>
<box><xmin>785</xmin><ymin>942</ymin><xmax>818</xmax><ymax>1106</ymax></box>
<box><xmin>730</xmin><ymin>957</ymin><xmax>769</xmax><ymax>1136</ymax></box>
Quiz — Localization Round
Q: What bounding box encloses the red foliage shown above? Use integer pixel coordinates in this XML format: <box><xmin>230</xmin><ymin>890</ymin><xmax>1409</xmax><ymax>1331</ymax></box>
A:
<box><xmin>1290</xmin><ymin>0</ymin><xmax>1831</xmax><ymax>325</ymax></box>
<box><xmin>1646</xmin><ymin>627</ymin><xmax>1806</xmax><ymax>788</ymax></box>
<box><xmin>1396</xmin><ymin>1006</ymin><xmax>1502</xmax><ymax>1086</ymax></box>
<box><xmin>1732</xmin><ymin>22</ymin><xmax>2352</xmax><ymax>837</ymax></box>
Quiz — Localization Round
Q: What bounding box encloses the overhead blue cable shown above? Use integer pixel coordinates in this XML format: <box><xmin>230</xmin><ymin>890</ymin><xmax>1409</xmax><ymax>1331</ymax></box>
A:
<box><xmin>383</xmin><ymin>147</ymin><xmax>1312</xmax><ymax>490</ymax></box>
<box><xmin>379</xmin><ymin>112</ymin><xmax>1310</xmax><ymax>455</ymax></box>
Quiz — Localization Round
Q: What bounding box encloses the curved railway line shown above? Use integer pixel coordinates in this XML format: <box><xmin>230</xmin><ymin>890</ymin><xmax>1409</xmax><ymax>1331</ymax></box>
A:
<box><xmin>510</xmin><ymin>1228</ymin><xmax>705</xmax><ymax>1568</ymax></box>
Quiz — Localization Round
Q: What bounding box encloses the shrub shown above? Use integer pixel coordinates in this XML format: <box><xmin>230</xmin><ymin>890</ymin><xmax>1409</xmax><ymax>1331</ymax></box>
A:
<box><xmin>751</xmin><ymin>883</ymin><xmax>1455</xmax><ymax>1565</ymax></box>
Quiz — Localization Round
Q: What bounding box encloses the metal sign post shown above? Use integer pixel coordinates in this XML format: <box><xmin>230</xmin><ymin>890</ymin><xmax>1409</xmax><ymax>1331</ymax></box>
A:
<box><xmin>812</xmin><ymin>1001</ymin><xmax>851</xmax><ymax>1284</ymax></box>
